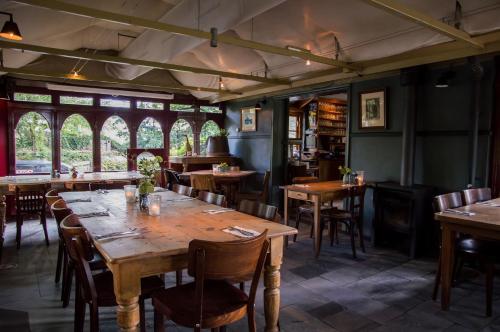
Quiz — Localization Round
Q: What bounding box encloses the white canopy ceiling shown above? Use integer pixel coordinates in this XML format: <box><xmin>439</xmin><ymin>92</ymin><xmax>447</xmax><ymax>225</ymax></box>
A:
<box><xmin>1</xmin><ymin>0</ymin><xmax>500</xmax><ymax>100</ymax></box>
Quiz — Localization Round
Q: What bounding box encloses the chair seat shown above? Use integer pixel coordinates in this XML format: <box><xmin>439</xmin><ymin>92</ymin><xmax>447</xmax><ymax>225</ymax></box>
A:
<box><xmin>457</xmin><ymin>238</ymin><xmax>499</xmax><ymax>256</ymax></box>
<box><xmin>89</xmin><ymin>250</ymin><xmax>107</xmax><ymax>270</ymax></box>
<box><xmin>93</xmin><ymin>271</ymin><xmax>164</xmax><ymax>306</ymax></box>
<box><xmin>328</xmin><ymin>210</ymin><xmax>353</xmax><ymax>220</ymax></box>
<box><xmin>298</xmin><ymin>204</ymin><xmax>335</xmax><ymax>214</ymax></box>
<box><xmin>152</xmin><ymin>280</ymin><xmax>248</xmax><ymax>328</ymax></box>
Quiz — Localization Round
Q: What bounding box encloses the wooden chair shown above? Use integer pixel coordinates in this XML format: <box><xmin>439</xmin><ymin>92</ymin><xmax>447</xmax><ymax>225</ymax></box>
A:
<box><xmin>198</xmin><ymin>191</ymin><xmax>227</xmax><ymax>207</ymax></box>
<box><xmin>237</xmin><ymin>199</ymin><xmax>280</xmax><ymax>223</ymax></box>
<box><xmin>165</xmin><ymin>169</ymin><xmax>181</xmax><ymax>190</ymax></box>
<box><xmin>238</xmin><ymin>171</ymin><xmax>271</xmax><ymax>204</ymax></box>
<box><xmin>321</xmin><ymin>185</ymin><xmax>366</xmax><ymax>258</ymax></box>
<box><xmin>46</xmin><ymin>189</ymin><xmax>61</xmax><ymax>209</ymax></box>
<box><xmin>152</xmin><ymin>231</ymin><xmax>269</xmax><ymax>332</ymax></box>
<box><xmin>66</xmin><ymin>231</ymin><xmax>164</xmax><ymax>332</ymax></box>
<box><xmin>432</xmin><ymin>192</ymin><xmax>496</xmax><ymax>316</ymax></box>
<box><xmin>59</xmin><ymin>213</ymin><xmax>107</xmax><ymax>308</ymax></box>
<box><xmin>191</xmin><ymin>174</ymin><xmax>217</xmax><ymax>193</ymax></box>
<box><xmin>172</xmin><ymin>184</ymin><xmax>195</xmax><ymax>197</ymax></box>
<box><xmin>72</xmin><ymin>182</ymin><xmax>92</xmax><ymax>191</ymax></box>
<box><xmin>462</xmin><ymin>187</ymin><xmax>491</xmax><ymax>205</ymax></box>
<box><xmin>50</xmin><ymin>199</ymin><xmax>72</xmax><ymax>286</ymax></box>
<box><xmin>0</xmin><ymin>195</ymin><xmax>6</xmax><ymax>263</ymax></box>
<box><xmin>15</xmin><ymin>184</ymin><xmax>49</xmax><ymax>249</ymax></box>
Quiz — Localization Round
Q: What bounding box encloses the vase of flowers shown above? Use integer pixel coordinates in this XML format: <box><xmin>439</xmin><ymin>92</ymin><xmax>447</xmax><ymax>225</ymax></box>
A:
<box><xmin>338</xmin><ymin>165</ymin><xmax>352</xmax><ymax>184</ymax></box>
<box><xmin>137</xmin><ymin>156</ymin><xmax>163</xmax><ymax>212</ymax></box>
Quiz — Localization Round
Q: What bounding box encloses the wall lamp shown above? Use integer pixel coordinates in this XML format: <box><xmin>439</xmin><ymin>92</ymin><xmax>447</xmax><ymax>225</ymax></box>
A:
<box><xmin>0</xmin><ymin>12</ymin><xmax>22</xmax><ymax>41</ymax></box>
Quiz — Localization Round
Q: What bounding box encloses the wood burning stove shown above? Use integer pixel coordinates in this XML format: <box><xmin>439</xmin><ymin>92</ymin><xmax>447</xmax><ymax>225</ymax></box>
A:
<box><xmin>372</xmin><ymin>182</ymin><xmax>435</xmax><ymax>258</ymax></box>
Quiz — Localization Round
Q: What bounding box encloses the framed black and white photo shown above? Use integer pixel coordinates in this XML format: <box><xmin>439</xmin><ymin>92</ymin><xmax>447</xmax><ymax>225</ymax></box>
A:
<box><xmin>240</xmin><ymin>107</ymin><xmax>257</xmax><ymax>132</ymax></box>
<box><xmin>359</xmin><ymin>89</ymin><xmax>387</xmax><ymax>130</ymax></box>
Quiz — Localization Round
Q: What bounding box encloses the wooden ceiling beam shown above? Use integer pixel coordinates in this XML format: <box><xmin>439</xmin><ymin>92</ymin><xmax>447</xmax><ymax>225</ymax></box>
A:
<box><xmin>361</xmin><ymin>0</ymin><xmax>484</xmax><ymax>49</ymax></box>
<box><xmin>0</xmin><ymin>66</ymin><xmax>242</xmax><ymax>95</ymax></box>
<box><xmin>15</xmin><ymin>0</ymin><xmax>360</xmax><ymax>71</ymax></box>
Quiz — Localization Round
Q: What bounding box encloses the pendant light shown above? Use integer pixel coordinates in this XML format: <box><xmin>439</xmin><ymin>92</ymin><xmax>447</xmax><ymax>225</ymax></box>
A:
<box><xmin>0</xmin><ymin>12</ymin><xmax>22</xmax><ymax>41</ymax></box>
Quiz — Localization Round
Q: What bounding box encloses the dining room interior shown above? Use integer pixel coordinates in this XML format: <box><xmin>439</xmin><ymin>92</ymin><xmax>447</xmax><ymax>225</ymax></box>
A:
<box><xmin>1</xmin><ymin>0</ymin><xmax>500</xmax><ymax>331</ymax></box>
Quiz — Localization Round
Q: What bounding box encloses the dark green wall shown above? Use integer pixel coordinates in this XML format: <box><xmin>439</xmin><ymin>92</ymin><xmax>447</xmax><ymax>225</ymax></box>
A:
<box><xmin>226</xmin><ymin>58</ymin><xmax>496</xmax><ymax>238</ymax></box>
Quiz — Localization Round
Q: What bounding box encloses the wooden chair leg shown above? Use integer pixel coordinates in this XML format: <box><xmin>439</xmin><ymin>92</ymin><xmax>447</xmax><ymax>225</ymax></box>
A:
<box><xmin>486</xmin><ymin>262</ymin><xmax>494</xmax><ymax>317</ymax></box>
<box><xmin>432</xmin><ymin>253</ymin><xmax>441</xmax><ymax>301</ymax></box>
<box><xmin>61</xmin><ymin>250</ymin><xmax>68</xmax><ymax>300</ymax></box>
<box><xmin>247</xmin><ymin>306</ymin><xmax>257</xmax><ymax>332</ymax></box>
<box><xmin>0</xmin><ymin>237</ymin><xmax>3</xmax><ymax>264</ymax></box>
<box><xmin>62</xmin><ymin>262</ymin><xmax>74</xmax><ymax>308</ymax></box>
<box><xmin>74</xmin><ymin>280</ymin><xmax>85</xmax><ymax>332</ymax></box>
<box><xmin>452</xmin><ymin>253</ymin><xmax>463</xmax><ymax>285</ymax></box>
<box><xmin>176</xmin><ymin>270</ymin><xmax>183</xmax><ymax>286</ymax></box>
<box><xmin>55</xmin><ymin>239</ymin><xmax>64</xmax><ymax>283</ymax></box>
<box><xmin>293</xmin><ymin>211</ymin><xmax>301</xmax><ymax>242</ymax></box>
<box><xmin>90</xmin><ymin>303</ymin><xmax>99</xmax><ymax>332</ymax></box>
<box><xmin>357</xmin><ymin>219</ymin><xmax>366</xmax><ymax>253</ymax></box>
<box><xmin>41</xmin><ymin>212</ymin><xmax>49</xmax><ymax>246</ymax></box>
<box><xmin>16</xmin><ymin>215</ymin><xmax>22</xmax><ymax>249</ymax></box>
<box><xmin>329</xmin><ymin>222</ymin><xmax>334</xmax><ymax>246</ymax></box>
<box><xmin>139</xmin><ymin>297</ymin><xmax>146</xmax><ymax>332</ymax></box>
<box><xmin>220</xmin><ymin>326</ymin><xmax>227</xmax><ymax>332</ymax></box>
<box><xmin>239</xmin><ymin>282</ymin><xmax>245</xmax><ymax>291</ymax></box>
<box><xmin>349</xmin><ymin>222</ymin><xmax>357</xmax><ymax>259</ymax></box>
<box><xmin>154</xmin><ymin>308</ymin><xmax>165</xmax><ymax>332</ymax></box>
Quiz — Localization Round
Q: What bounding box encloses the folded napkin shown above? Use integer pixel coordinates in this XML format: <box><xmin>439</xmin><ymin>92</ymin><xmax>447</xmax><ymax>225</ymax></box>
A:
<box><xmin>154</xmin><ymin>187</ymin><xmax>167</xmax><ymax>192</ymax></box>
<box><xmin>78</xmin><ymin>211</ymin><xmax>110</xmax><ymax>218</ymax></box>
<box><xmin>223</xmin><ymin>226</ymin><xmax>260</xmax><ymax>238</ymax></box>
<box><xmin>165</xmin><ymin>197</ymin><xmax>196</xmax><ymax>202</ymax></box>
<box><xmin>65</xmin><ymin>197</ymin><xmax>92</xmax><ymax>203</ymax></box>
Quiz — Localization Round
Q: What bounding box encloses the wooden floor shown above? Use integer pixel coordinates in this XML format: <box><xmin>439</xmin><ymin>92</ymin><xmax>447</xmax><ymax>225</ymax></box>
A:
<box><xmin>1</xmin><ymin>217</ymin><xmax>500</xmax><ymax>331</ymax></box>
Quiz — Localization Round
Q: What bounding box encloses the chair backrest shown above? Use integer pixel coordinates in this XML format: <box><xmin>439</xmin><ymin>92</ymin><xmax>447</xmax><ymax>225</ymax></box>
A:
<box><xmin>46</xmin><ymin>189</ymin><xmax>61</xmax><ymax>208</ymax></box>
<box><xmin>462</xmin><ymin>188</ymin><xmax>492</xmax><ymax>205</ymax></box>
<box><xmin>187</xmin><ymin>231</ymin><xmax>269</xmax><ymax>323</ymax></box>
<box><xmin>72</xmin><ymin>182</ymin><xmax>91</xmax><ymax>191</ymax></box>
<box><xmin>15</xmin><ymin>184</ymin><xmax>46</xmax><ymax>213</ymax></box>
<box><xmin>237</xmin><ymin>199</ymin><xmax>279</xmax><ymax>223</ymax></box>
<box><xmin>289</xmin><ymin>164</ymin><xmax>308</xmax><ymax>182</ymax></box>
<box><xmin>60</xmin><ymin>213</ymin><xmax>94</xmax><ymax>261</ymax></box>
<box><xmin>154</xmin><ymin>170</ymin><xmax>164</xmax><ymax>188</ymax></box>
<box><xmin>172</xmin><ymin>184</ymin><xmax>194</xmax><ymax>197</ymax></box>
<box><xmin>292</xmin><ymin>176</ymin><xmax>319</xmax><ymax>184</ymax></box>
<box><xmin>190</xmin><ymin>174</ymin><xmax>217</xmax><ymax>192</ymax></box>
<box><xmin>433</xmin><ymin>192</ymin><xmax>463</xmax><ymax>212</ymax></box>
<box><xmin>347</xmin><ymin>185</ymin><xmax>366</xmax><ymax>218</ymax></box>
<box><xmin>165</xmin><ymin>169</ymin><xmax>180</xmax><ymax>190</ymax></box>
<box><xmin>51</xmin><ymin>199</ymin><xmax>72</xmax><ymax>232</ymax></box>
<box><xmin>260</xmin><ymin>171</ymin><xmax>271</xmax><ymax>203</ymax></box>
<box><xmin>197</xmin><ymin>191</ymin><xmax>227</xmax><ymax>207</ymax></box>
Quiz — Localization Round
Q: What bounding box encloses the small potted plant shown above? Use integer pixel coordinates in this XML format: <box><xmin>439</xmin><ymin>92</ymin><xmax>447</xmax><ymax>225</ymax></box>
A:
<box><xmin>206</xmin><ymin>128</ymin><xmax>230</xmax><ymax>156</ymax></box>
<box><xmin>338</xmin><ymin>165</ymin><xmax>352</xmax><ymax>184</ymax></box>
<box><xmin>70</xmin><ymin>166</ymin><xmax>78</xmax><ymax>179</ymax></box>
<box><xmin>137</xmin><ymin>156</ymin><xmax>163</xmax><ymax>211</ymax></box>
<box><xmin>217</xmin><ymin>162</ymin><xmax>230</xmax><ymax>173</ymax></box>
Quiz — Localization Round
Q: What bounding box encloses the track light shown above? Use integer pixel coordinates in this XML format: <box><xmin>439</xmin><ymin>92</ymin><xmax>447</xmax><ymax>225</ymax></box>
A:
<box><xmin>0</xmin><ymin>12</ymin><xmax>22</xmax><ymax>41</ymax></box>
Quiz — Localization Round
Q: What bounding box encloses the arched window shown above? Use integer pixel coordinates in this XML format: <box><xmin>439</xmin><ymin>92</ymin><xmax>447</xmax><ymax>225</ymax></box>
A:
<box><xmin>61</xmin><ymin>114</ymin><xmax>93</xmax><ymax>173</ymax></box>
<box><xmin>169</xmin><ymin>119</ymin><xmax>193</xmax><ymax>157</ymax></box>
<box><xmin>15</xmin><ymin>112</ymin><xmax>52</xmax><ymax>174</ymax></box>
<box><xmin>199</xmin><ymin>120</ymin><xmax>220</xmax><ymax>155</ymax></box>
<box><xmin>100</xmin><ymin>116</ymin><xmax>130</xmax><ymax>171</ymax></box>
<box><xmin>137</xmin><ymin>117</ymin><xmax>164</xmax><ymax>149</ymax></box>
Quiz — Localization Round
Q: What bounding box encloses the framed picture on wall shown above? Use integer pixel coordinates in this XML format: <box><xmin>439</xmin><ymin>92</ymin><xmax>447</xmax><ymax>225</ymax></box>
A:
<box><xmin>240</xmin><ymin>107</ymin><xmax>257</xmax><ymax>132</ymax></box>
<box><xmin>359</xmin><ymin>88</ymin><xmax>387</xmax><ymax>130</ymax></box>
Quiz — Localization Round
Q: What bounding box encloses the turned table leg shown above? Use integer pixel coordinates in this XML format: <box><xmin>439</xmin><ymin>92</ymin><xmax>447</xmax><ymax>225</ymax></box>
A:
<box><xmin>264</xmin><ymin>236</ymin><xmax>283</xmax><ymax>332</ymax></box>
<box><xmin>313</xmin><ymin>195</ymin><xmax>321</xmax><ymax>258</ymax></box>
<box><xmin>112</xmin><ymin>264</ymin><xmax>141</xmax><ymax>331</ymax></box>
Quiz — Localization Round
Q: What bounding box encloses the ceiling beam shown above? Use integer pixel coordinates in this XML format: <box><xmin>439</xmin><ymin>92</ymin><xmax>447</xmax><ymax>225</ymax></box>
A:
<box><xmin>361</xmin><ymin>0</ymin><xmax>484</xmax><ymax>49</ymax></box>
<box><xmin>0</xmin><ymin>66</ymin><xmax>242</xmax><ymax>95</ymax></box>
<box><xmin>14</xmin><ymin>0</ymin><xmax>360</xmax><ymax>71</ymax></box>
<box><xmin>212</xmin><ymin>30</ymin><xmax>500</xmax><ymax>102</ymax></box>
<box><xmin>0</xmin><ymin>40</ymin><xmax>289</xmax><ymax>85</ymax></box>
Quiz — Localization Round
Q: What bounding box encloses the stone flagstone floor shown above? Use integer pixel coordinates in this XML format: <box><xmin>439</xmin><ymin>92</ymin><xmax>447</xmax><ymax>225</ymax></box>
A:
<box><xmin>1</xmin><ymin>217</ymin><xmax>500</xmax><ymax>331</ymax></box>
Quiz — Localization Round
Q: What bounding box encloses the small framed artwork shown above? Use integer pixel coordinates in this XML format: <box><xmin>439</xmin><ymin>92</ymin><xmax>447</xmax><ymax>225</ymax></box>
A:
<box><xmin>359</xmin><ymin>88</ymin><xmax>387</xmax><ymax>130</ymax></box>
<box><xmin>240</xmin><ymin>107</ymin><xmax>257</xmax><ymax>132</ymax></box>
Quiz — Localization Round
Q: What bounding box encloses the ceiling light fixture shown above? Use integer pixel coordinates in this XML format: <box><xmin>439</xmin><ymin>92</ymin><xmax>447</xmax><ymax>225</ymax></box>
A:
<box><xmin>306</xmin><ymin>59</ymin><xmax>311</xmax><ymax>66</ymax></box>
<box><xmin>0</xmin><ymin>12</ymin><xmax>22</xmax><ymax>41</ymax></box>
<box><xmin>218</xmin><ymin>76</ymin><xmax>224</xmax><ymax>89</ymax></box>
<box><xmin>435</xmin><ymin>70</ymin><xmax>455</xmax><ymax>88</ymax></box>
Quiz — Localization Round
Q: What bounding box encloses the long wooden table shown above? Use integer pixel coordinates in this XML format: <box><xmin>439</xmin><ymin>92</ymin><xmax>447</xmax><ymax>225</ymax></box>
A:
<box><xmin>0</xmin><ymin>171</ymin><xmax>144</xmax><ymax>194</ymax></box>
<box><xmin>434</xmin><ymin>198</ymin><xmax>500</xmax><ymax>311</ymax></box>
<box><xmin>283</xmin><ymin>181</ymin><xmax>350</xmax><ymax>257</ymax></box>
<box><xmin>60</xmin><ymin>189</ymin><xmax>297</xmax><ymax>332</ymax></box>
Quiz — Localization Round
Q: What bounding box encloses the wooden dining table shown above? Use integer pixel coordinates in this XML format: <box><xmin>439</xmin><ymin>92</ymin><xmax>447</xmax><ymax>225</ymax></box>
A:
<box><xmin>60</xmin><ymin>189</ymin><xmax>297</xmax><ymax>332</ymax></box>
<box><xmin>283</xmin><ymin>181</ymin><xmax>352</xmax><ymax>257</ymax></box>
<box><xmin>0</xmin><ymin>171</ymin><xmax>144</xmax><ymax>194</ymax></box>
<box><xmin>434</xmin><ymin>197</ymin><xmax>500</xmax><ymax>311</ymax></box>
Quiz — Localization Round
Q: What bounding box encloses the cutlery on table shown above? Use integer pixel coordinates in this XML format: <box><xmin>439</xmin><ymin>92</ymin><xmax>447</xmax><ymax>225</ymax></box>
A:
<box><xmin>444</xmin><ymin>209</ymin><xmax>475</xmax><ymax>216</ymax></box>
<box><xmin>228</xmin><ymin>226</ymin><xmax>255</xmax><ymax>237</ymax></box>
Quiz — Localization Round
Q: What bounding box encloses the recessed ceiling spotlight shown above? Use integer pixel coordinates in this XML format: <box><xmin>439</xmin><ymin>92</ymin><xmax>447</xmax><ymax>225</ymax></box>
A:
<box><xmin>306</xmin><ymin>59</ymin><xmax>311</xmax><ymax>66</ymax></box>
